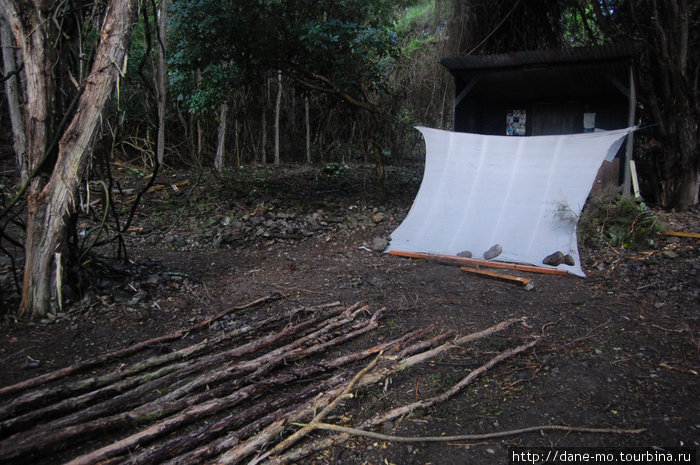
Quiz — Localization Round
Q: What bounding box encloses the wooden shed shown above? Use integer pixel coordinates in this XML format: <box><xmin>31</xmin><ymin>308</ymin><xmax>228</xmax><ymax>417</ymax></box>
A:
<box><xmin>441</xmin><ymin>43</ymin><xmax>638</xmax><ymax>193</ymax></box>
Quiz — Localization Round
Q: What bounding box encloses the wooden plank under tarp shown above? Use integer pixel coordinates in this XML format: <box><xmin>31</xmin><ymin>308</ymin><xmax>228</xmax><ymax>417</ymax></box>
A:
<box><xmin>460</xmin><ymin>266</ymin><xmax>535</xmax><ymax>290</ymax></box>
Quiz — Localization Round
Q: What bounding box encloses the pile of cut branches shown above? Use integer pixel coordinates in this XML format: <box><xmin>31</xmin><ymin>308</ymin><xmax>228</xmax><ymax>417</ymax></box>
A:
<box><xmin>0</xmin><ymin>295</ymin><xmax>540</xmax><ymax>465</ymax></box>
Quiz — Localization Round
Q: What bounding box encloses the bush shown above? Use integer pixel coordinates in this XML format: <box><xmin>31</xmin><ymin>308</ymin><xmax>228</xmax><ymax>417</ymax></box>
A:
<box><xmin>578</xmin><ymin>190</ymin><xmax>665</xmax><ymax>250</ymax></box>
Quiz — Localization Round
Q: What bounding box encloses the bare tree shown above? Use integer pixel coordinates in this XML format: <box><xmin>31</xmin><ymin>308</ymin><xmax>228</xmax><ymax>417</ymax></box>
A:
<box><xmin>305</xmin><ymin>96</ymin><xmax>311</xmax><ymax>163</ymax></box>
<box><xmin>156</xmin><ymin>0</ymin><xmax>168</xmax><ymax>165</ymax></box>
<box><xmin>0</xmin><ymin>15</ymin><xmax>26</xmax><ymax>182</ymax></box>
<box><xmin>0</xmin><ymin>0</ymin><xmax>139</xmax><ymax>318</ymax></box>
<box><xmin>274</xmin><ymin>70</ymin><xmax>282</xmax><ymax>166</ymax></box>
<box><xmin>215</xmin><ymin>102</ymin><xmax>228</xmax><ymax>172</ymax></box>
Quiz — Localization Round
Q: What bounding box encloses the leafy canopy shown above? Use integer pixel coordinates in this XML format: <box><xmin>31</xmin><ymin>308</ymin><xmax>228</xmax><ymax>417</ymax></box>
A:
<box><xmin>168</xmin><ymin>0</ymin><xmax>419</xmax><ymax>112</ymax></box>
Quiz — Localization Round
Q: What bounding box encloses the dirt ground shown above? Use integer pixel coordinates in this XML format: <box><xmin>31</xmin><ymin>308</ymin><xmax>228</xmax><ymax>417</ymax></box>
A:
<box><xmin>1</xmin><ymin>164</ymin><xmax>698</xmax><ymax>464</ymax></box>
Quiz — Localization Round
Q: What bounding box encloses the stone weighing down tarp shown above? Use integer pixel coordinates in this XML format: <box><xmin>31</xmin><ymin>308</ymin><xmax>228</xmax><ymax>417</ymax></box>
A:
<box><xmin>387</xmin><ymin>126</ymin><xmax>635</xmax><ymax>277</ymax></box>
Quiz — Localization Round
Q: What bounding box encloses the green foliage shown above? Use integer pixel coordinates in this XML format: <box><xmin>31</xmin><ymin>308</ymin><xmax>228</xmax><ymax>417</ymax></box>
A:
<box><xmin>171</xmin><ymin>63</ymin><xmax>242</xmax><ymax>115</ymax></box>
<box><xmin>579</xmin><ymin>192</ymin><xmax>666</xmax><ymax>250</ymax></box>
<box><xmin>168</xmin><ymin>0</ymin><xmax>418</xmax><ymax>112</ymax></box>
<box><xmin>321</xmin><ymin>162</ymin><xmax>353</xmax><ymax>177</ymax></box>
<box><xmin>560</xmin><ymin>3</ymin><xmax>605</xmax><ymax>45</ymax></box>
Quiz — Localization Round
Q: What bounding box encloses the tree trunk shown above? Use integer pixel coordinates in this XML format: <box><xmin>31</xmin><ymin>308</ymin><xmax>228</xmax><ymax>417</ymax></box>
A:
<box><xmin>274</xmin><ymin>70</ymin><xmax>282</xmax><ymax>166</ymax></box>
<box><xmin>371</xmin><ymin>113</ymin><xmax>386</xmax><ymax>186</ymax></box>
<box><xmin>0</xmin><ymin>16</ymin><xmax>27</xmax><ymax>182</ymax></box>
<box><xmin>0</xmin><ymin>0</ymin><xmax>139</xmax><ymax>319</ymax></box>
<box><xmin>261</xmin><ymin>80</ymin><xmax>267</xmax><ymax>164</ymax></box>
<box><xmin>670</xmin><ymin>115</ymin><xmax>699</xmax><ymax>209</ymax></box>
<box><xmin>591</xmin><ymin>0</ymin><xmax>698</xmax><ymax>210</ymax></box>
<box><xmin>304</xmin><ymin>96</ymin><xmax>311</xmax><ymax>163</ymax></box>
<box><xmin>215</xmin><ymin>103</ymin><xmax>228</xmax><ymax>172</ymax></box>
<box><xmin>234</xmin><ymin>117</ymin><xmax>240</xmax><ymax>168</ymax></box>
<box><xmin>196</xmin><ymin>70</ymin><xmax>203</xmax><ymax>165</ymax></box>
<box><xmin>155</xmin><ymin>0</ymin><xmax>168</xmax><ymax>165</ymax></box>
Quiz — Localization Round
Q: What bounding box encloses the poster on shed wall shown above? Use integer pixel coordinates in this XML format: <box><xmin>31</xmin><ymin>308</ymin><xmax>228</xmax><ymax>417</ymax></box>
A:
<box><xmin>506</xmin><ymin>109</ymin><xmax>526</xmax><ymax>136</ymax></box>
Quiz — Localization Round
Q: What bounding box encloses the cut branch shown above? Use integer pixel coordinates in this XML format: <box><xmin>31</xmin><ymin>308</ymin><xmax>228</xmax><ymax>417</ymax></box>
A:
<box><xmin>267</xmin><ymin>338</ymin><xmax>541</xmax><ymax>465</ymax></box>
<box><xmin>306</xmin><ymin>422</ymin><xmax>646</xmax><ymax>442</ymax></box>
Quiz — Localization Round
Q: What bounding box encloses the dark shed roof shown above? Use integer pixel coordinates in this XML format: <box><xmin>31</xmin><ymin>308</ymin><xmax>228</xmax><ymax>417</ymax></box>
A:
<box><xmin>441</xmin><ymin>43</ymin><xmax>637</xmax><ymax>101</ymax></box>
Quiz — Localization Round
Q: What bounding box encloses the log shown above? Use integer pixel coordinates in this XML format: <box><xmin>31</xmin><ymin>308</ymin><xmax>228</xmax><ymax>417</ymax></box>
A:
<box><xmin>3</xmin><ymin>308</ymin><xmax>381</xmax><ymax>465</ymax></box>
<box><xmin>0</xmin><ymin>305</ymin><xmax>356</xmax><ymax>463</ymax></box>
<box><xmin>221</xmin><ymin>319</ymin><xmax>524</xmax><ymax>465</ymax></box>
<box><xmin>0</xmin><ymin>307</ymin><xmax>296</xmax><ymax>422</ymax></box>
<box><xmin>153</xmin><ymin>305</ymin><xmax>368</xmax><ymax>404</ymax></box>
<box><xmin>0</xmin><ymin>309</ymin><xmax>530</xmax><ymax>465</ymax></box>
<box><xmin>63</xmin><ymin>311</ymin><xmax>387</xmax><ymax>465</ymax></box>
<box><xmin>4</xmin><ymin>305</ymin><xmax>346</xmax><ymax>443</ymax></box>
<box><xmin>160</xmin><ymin>381</ymin><xmax>345</xmax><ymax>465</ymax></box>
<box><xmin>0</xmin><ymin>360</ymin><xmax>189</xmax><ymax>435</ymax></box>
<box><xmin>389</xmin><ymin>250</ymin><xmax>569</xmax><ymax>275</ymax></box>
<box><xmin>160</xmin><ymin>330</ymin><xmax>427</xmax><ymax>465</ymax></box>
<box><xmin>124</xmin><ymin>329</ymin><xmax>431</xmax><ymax>465</ymax></box>
<box><xmin>0</xmin><ymin>293</ymin><xmax>284</xmax><ymax>398</ymax></box>
<box><xmin>179</xmin><ymin>331</ymin><xmax>454</xmax><ymax>465</ymax></box>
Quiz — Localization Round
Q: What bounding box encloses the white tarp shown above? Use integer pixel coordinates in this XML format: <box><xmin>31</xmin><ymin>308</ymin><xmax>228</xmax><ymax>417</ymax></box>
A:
<box><xmin>387</xmin><ymin>126</ymin><xmax>635</xmax><ymax>277</ymax></box>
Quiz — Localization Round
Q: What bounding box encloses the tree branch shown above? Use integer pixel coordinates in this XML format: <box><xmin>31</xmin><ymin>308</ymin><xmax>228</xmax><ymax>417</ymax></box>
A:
<box><xmin>306</xmin><ymin>422</ymin><xmax>646</xmax><ymax>442</ymax></box>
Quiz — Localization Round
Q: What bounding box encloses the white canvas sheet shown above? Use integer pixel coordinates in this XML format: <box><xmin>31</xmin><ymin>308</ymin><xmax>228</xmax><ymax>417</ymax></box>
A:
<box><xmin>387</xmin><ymin>126</ymin><xmax>635</xmax><ymax>277</ymax></box>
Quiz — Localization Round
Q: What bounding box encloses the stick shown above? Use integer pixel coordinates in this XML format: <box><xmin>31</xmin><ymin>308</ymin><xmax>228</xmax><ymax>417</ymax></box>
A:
<box><xmin>663</xmin><ymin>231</ymin><xmax>700</xmax><ymax>239</ymax></box>
<box><xmin>460</xmin><ymin>266</ymin><xmax>534</xmax><ymax>290</ymax></box>
<box><xmin>4</xmin><ymin>305</ymin><xmax>345</xmax><ymax>441</ymax></box>
<box><xmin>211</xmin><ymin>318</ymin><xmax>523</xmax><ymax>465</ymax></box>
<box><xmin>0</xmin><ymin>306</ymin><xmax>361</xmax><ymax>463</ymax></box>
<box><xmin>389</xmin><ymin>250</ymin><xmax>569</xmax><ymax>275</ymax></box>
<box><xmin>145</xmin><ymin>179</ymin><xmax>190</xmax><ymax>193</ymax></box>
<box><xmin>1</xmin><ymin>306</ymin><xmax>305</xmax><ymax>423</ymax></box>
<box><xmin>659</xmin><ymin>363</ymin><xmax>698</xmax><ymax>376</ymax></box>
<box><xmin>0</xmin><ymin>293</ymin><xmax>284</xmax><ymax>397</ymax></box>
<box><xmin>307</xmin><ymin>422</ymin><xmax>646</xmax><ymax>442</ymax></box>
<box><xmin>364</xmin><ymin>339</ymin><xmax>540</xmax><ymax>426</ymax></box>
<box><xmin>125</xmin><ymin>330</ymin><xmax>430</xmax><ymax>465</ymax></box>
<box><xmin>155</xmin><ymin>305</ymin><xmax>369</xmax><ymax>404</ymax></box>
<box><xmin>251</xmin><ymin>352</ymin><xmax>384</xmax><ymax>464</ymax></box>
<box><xmin>270</xmin><ymin>337</ymin><xmax>539</xmax><ymax>465</ymax></box>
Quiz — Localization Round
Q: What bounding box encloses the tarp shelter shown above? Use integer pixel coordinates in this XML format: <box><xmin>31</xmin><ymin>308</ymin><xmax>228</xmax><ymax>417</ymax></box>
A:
<box><xmin>386</xmin><ymin>44</ymin><xmax>639</xmax><ymax>277</ymax></box>
<box><xmin>387</xmin><ymin>126</ymin><xmax>635</xmax><ymax>277</ymax></box>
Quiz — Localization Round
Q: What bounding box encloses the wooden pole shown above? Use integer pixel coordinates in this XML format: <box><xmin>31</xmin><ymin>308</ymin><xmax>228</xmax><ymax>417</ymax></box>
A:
<box><xmin>388</xmin><ymin>250</ymin><xmax>569</xmax><ymax>276</ymax></box>
<box><xmin>623</xmin><ymin>63</ymin><xmax>637</xmax><ymax>197</ymax></box>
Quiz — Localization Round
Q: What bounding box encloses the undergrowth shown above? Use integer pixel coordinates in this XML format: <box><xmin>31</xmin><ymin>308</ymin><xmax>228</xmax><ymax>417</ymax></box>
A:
<box><xmin>578</xmin><ymin>189</ymin><xmax>666</xmax><ymax>250</ymax></box>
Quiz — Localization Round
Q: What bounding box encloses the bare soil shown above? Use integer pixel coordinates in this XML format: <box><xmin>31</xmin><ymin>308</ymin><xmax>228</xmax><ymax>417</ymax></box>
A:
<box><xmin>1</xmin><ymin>164</ymin><xmax>698</xmax><ymax>464</ymax></box>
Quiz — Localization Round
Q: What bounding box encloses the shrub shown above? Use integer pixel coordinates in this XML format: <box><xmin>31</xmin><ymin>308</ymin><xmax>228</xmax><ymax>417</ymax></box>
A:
<box><xmin>578</xmin><ymin>190</ymin><xmax>665</xmax><ymax>250</ymax></box>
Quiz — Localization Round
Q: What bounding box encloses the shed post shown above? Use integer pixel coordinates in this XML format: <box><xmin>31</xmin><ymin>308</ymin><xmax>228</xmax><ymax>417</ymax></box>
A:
<box><xmin>623</xmin><ymin>63</ymin><xmax>637</xmax><ymax>197</ymax></box>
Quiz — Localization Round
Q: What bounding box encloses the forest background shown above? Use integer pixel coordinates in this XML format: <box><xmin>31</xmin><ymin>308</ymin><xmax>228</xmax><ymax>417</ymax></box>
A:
<box><xmin>0</xmin><ymin>0</ymin><xmax>697</xmax><ymax>317</ymax></box>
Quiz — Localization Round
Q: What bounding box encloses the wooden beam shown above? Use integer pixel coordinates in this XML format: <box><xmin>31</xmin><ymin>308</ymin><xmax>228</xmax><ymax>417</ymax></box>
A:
<box><xmin>460</xmin><ymin>266</ymin><xmax>534</xmax><ymax>290</ymax></box>
<box><xmin>664</xmin><ymin>231</ymin><xmax>700</xmax><ymax>239</ymax></box>
<box><xmin>388</xmin><ymin>250</ymin><xmax>569</xmax><ymax>276</ymax></box>
<box><xmin>454</xmin><ymin>75</ymin><xmax>481</xmax><ymax>107</ymax></box>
